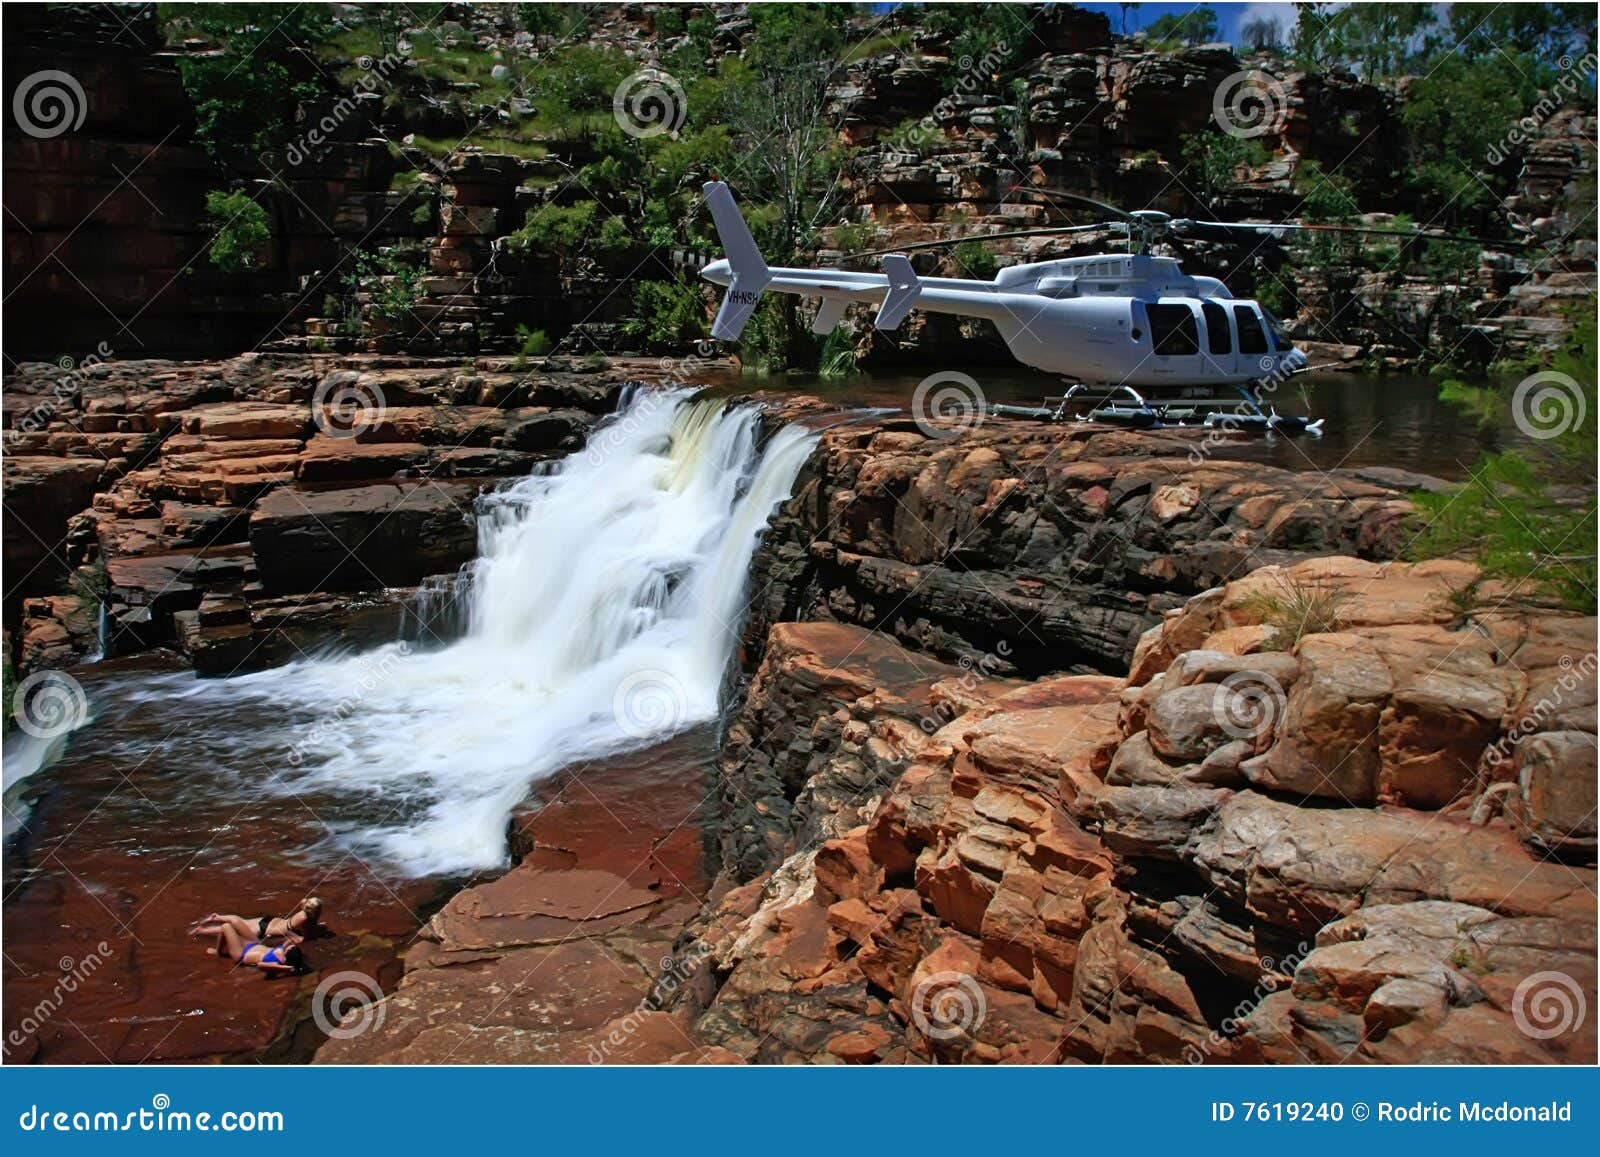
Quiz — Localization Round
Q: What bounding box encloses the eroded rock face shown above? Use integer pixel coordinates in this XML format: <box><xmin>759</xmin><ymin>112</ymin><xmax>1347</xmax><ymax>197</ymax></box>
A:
<box><xmin>740</xmin><ymin>418</ymin><xmax>1416</xmax><ymax>676</ymax></box>
<box><xmin>2</xmin><ymin>353</ymin><xmax>628</xmax><ymax>677</ymax></box>
<box><xmin>669</xmin><ymin>559</ymin><xmax>1595</xmax><ymax>1065</ymax></box>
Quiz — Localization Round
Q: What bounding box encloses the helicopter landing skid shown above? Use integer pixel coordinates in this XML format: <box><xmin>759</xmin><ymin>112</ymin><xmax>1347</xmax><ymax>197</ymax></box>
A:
<box><xmin>988</xmin><ymin>382</ymin><xmax>1325</xmax><ymax>436</ymax></box>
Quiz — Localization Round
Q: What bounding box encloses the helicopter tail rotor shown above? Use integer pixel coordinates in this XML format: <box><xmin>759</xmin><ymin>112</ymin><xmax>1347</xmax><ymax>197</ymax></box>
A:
<box><xmin>702</xmin><ymin>180</ymin><xmax>773</xmax><ymax>340</ymax></box>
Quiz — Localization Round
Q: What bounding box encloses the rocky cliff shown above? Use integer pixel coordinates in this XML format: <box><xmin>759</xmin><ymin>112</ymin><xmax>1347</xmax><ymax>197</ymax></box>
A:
<box><xmin>4</xmin><ymin>3</ymin><xmax>1592</xmax><ymax>365</ymax></box>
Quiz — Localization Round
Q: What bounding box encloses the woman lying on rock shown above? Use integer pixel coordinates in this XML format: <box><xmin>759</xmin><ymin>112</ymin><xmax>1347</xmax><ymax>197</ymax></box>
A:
<box><xmin>202</xmin><ymin>925</ymin><xmax>306</xmax><ymax>976</ymax></box>
<box><xmin>187</xmin><ymin>897</ymin><xmax>326</xmax><ymax>943</ymax></box>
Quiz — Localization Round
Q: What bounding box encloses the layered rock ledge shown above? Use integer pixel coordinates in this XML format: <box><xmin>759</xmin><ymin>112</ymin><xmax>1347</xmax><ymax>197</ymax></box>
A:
<box><xmin>321</xmin><ymin>557</ymin><xmax>1594</xmax><ymax>1065</ymax></box>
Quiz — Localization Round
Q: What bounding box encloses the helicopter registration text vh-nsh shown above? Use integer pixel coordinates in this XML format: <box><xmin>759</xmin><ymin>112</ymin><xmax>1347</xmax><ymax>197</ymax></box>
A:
<box><xmin>698</xmin><ymin>180</ymin><xmax>1308</xmax><ymax>392</ymax></box>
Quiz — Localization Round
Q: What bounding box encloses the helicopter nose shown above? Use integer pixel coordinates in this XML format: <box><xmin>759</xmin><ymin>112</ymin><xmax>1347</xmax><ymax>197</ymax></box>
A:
<box><xmin>701</xmin><ymin>258</ymin><xmax>732</xmax><ymax>286</ymax></box>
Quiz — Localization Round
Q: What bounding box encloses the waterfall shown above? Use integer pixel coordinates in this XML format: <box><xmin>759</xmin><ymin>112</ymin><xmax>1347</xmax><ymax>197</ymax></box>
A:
<box><xmin>172</xmin><ymin>389</ymin><xmax>817</xmax><ymax>877</ymax></box>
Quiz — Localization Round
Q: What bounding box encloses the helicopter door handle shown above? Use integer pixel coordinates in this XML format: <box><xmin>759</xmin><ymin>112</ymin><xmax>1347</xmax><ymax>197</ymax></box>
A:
<box><xmin>874</xmin><ymin>255</ymin><xmax>922</xmax><ymax>330</ymax></box>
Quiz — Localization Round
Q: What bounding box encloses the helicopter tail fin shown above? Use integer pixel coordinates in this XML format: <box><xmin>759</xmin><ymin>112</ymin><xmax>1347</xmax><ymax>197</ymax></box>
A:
<box><xmin>874</xmin><ymin>254</ymin><xmax>922</xmax><ymax>330</ymax></box>
<box><xmin>704</xmin><ymin>181</ymin><xmax>772</xmax><ymax>341</ymax></box>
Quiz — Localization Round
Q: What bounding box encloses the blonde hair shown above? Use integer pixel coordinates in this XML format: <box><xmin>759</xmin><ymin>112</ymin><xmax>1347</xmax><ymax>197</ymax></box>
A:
<box><xmin>301</xmin><ymin>897</ymin><xmax>324</xmax><ymax>919</ymax></box>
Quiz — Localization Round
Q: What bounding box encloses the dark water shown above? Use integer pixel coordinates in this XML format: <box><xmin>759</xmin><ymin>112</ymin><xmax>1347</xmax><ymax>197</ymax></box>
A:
<box><xmin>726</xmin><ymin>368</ymin><xmax>1539</xmax><ymax>482</ymax></box>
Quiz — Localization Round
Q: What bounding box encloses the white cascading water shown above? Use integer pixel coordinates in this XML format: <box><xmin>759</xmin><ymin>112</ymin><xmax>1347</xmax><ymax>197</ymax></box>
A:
<box><xmin>160</xmin><ymin>388</ymin><xmax>817</xmax><ymax>877</ymax></box>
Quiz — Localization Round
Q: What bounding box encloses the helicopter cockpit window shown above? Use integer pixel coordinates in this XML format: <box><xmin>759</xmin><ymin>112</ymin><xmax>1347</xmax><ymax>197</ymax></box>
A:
<box><xmin>1262</xmin><ymin>309</ymin><xmax>1294</xmax><ymax>351</ymax></box>
<box><xmin>1147</xmin><ymin>304</ymin><xmax>1199</xmax><ymax>356</ymax></box>
<box><xmin>1201</xmin><ymin>303</ymin><xmax>1232</xmax><ymax>355</ymax></box>
<box><xmin>1233</xmin><ymin>305</ymin><xmax>1269</xmax><ymax>355</ymax></box>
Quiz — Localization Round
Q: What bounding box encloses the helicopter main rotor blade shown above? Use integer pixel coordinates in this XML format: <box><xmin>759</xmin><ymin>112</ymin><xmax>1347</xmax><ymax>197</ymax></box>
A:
<box><xmin>841</xmin><ymin>222</ymin><xmax>1129</xmax><ymax>261</ymax></box>
<box><xmin>1173</xmin><ymin>219</ymin><xmax>1538</xmax><ymax>249</ymax></box>
<box><xmin>1007</xmin><ymin>185</ymin><xmax>1135</xmax><ymax>222</ymax></box>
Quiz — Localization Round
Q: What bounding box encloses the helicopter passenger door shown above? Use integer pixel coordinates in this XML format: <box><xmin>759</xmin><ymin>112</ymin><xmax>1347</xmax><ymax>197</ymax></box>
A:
<box><xmin>1142</xmin><ymin>301</ymin><xmax>1203</xmax><ymax>384</ymax></box>
<box><xmin>1199</xmin><ymin>301</ymin><xmax>1237</xmax><ymax>381</ymax></box>
<box><xmin>1231</xmin><ymin>303</ymin><xmax>1272</xmax><ymax>377</ymax></box>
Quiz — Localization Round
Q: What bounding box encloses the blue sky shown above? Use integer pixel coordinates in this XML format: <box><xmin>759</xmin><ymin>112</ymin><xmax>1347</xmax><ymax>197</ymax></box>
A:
<box><xmin>1077</xmin><ymin>2</ymin><xmax>1304</xmax><ymax>44</ymax></box>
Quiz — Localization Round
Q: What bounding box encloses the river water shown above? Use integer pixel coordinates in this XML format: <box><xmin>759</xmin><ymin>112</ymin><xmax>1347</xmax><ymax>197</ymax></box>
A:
<box><xmin>1</xmin><ymin>368</ymin><xmax>1509</xmax><ymax>1060</ymax></box>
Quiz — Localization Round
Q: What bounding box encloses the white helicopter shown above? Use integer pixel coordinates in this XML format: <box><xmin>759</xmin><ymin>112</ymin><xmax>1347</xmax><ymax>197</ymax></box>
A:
<box><xmin>697</xmin><ymin>180</ymin><xmax>1521</xmax><ymax>432</ymax></box>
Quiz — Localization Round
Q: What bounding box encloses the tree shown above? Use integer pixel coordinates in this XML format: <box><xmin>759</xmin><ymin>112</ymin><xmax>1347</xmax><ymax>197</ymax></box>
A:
<box><xmin>1241</xmin><ymin>15</ymin><xmax>1282</xmax><ymax>50</ymax></box>
<box><xmin>1292</xmin><ymin>3</ymin><xmax>1440</xmax><ymax>79</ymax></box>
<box><xmin>1400</xmin><ymin>52</ymin><xmax>1536</xmax><ymax>215</ymax></box>
<box><xmin>204</xmin><ymin>189</ymin><xmax>271</xmax><ymax>272</ymax></box>
<box><xmin>158</xmin><ymin>3</ymin><xmax>333</xmax><ymax>158</ymax></box>
<box><xmin>1145</xmin><ymin>6</ymin><xmax>1219</xmax><ymax>46</ymax></box>
<box><xmin>1118</xmin><ymin>3</ymin><xmax>1142</xmax><ymax>37</ymax></box>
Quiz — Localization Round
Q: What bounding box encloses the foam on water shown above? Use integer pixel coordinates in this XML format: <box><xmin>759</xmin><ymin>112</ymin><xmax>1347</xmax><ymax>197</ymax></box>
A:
<box><xmin>143</xmin><ymin>389</ymin><xmax>816</xmax><ymax>876</ymax></box>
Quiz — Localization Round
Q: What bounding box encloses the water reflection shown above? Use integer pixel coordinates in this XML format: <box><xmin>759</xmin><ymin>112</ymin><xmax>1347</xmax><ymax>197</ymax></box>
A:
<box><xmin>717</xmin><ymin>368</ymin><xmax>1536</xmax><ymax>481</ymax></box>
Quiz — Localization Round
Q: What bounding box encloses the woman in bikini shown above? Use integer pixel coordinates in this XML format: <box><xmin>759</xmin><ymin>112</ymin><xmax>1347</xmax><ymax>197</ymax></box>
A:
<box><xmin>205</xmin><ymin>924</ymin><xmax>305</xmax><ymax>975</ymax></box>
<box><xmin>187</xmin><ymin>897</ymin><xmax>325</xmax><ymax>943</ymax></box>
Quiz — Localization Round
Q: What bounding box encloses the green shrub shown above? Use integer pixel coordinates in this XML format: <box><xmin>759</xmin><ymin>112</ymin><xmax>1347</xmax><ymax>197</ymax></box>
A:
<box><xmin>343</xmin><ymin>248</ymin><xmax>425</xmax><ymax>323</ymax></box>
<box><xmin>950</xmin><ymin>240</ymin><xmax>997</xmax><ymax>279</ymax></box>
<box><xmin>622</xmin><ymin>279</ymin><xmax>707</xmax><ymax>350</ymax></box>
<box><xmin>1410</xmin><ymin>314</ymin><xmax>1597</xmax><ymax>612</ymax></box>
<box><xmin>204</xmin><ymin>189</ymin><xmax>271</xmax><ymax>272</ymax></box>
